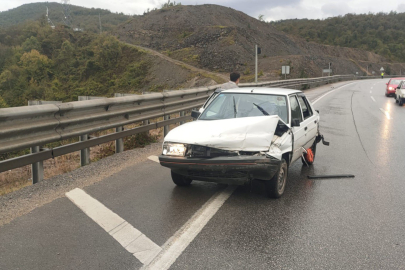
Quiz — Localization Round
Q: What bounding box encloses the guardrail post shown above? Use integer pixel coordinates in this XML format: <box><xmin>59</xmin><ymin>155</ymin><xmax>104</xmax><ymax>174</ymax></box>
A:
<box><xmin>164</xmin><ymin>115</ymin><xmax>170</xmax><ymax>137</ymax></box>
<box><xmin>115</xmin><ymin>126</ymin><xmax>124</xmax><ymax>153</ymax></box>
<box><xmin>28</xmin><ymin>100</ymin><xmax>61</xmax><ymax>184</ymax></box>
<box><xmin>80</xmin><ymin>135</ymin><xmax>90</xmax><ymax>166</ymax></box>
<box><xmin>31</xmin><ymin>146</ymin><xmax>43</xmax><ymax>184</ymax></box>
<box><xmin>180</xmin><ymin>111</ymin><xmax>185</xmax><ymax>125</ymax></box>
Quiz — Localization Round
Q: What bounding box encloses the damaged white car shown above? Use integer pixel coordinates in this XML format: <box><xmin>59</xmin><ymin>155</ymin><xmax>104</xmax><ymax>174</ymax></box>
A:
<box><xmin>159</xmin><ymin>88</ymin><xmax>329</xmax><ymax>198</ymax></box>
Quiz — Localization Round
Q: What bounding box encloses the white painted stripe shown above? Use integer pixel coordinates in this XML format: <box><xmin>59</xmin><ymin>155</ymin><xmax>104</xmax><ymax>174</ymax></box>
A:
<box><xmin>142</xmin><ymin>185</ymin><xmax>237</xmax><ymax>270</ymax></box>
<box><xmin>66</xmin><ymin>188</ymin><xmax>161</xmax><ymax>265</ymax></box>
<box><xmin>371</xmin><ymin>96</ymin><xmax>376</xmax><ymax>102</ymax></box>
<box><xmin>379</xmin><ymin>108</ymin><xmax>392</xmax><ymax>120</ymax></box>
<box><xmin>148</xmin><ymin>155</ymin><xmax>160</xmax><ymax>163</ymax></box>
<box><xmin>312</xmin><ymin>82</ymin><xmax>355</xmax><ymax>105</ymax></box>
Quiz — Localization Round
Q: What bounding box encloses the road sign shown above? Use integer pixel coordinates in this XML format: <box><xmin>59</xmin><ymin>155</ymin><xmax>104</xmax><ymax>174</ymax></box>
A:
<box><xmin>380</xmin><ymin>67</ymin><xmax>384</xmax><ymax>71</ymax></box>
<box><xmin>323</xmin><ymin>69</ymin><xmax>332</xmax><ymax>73</ymax></box>
<box><xmin>282</xmin><ymin>66</ymin><xmax>290</xmax><ymax>75</ymax></box>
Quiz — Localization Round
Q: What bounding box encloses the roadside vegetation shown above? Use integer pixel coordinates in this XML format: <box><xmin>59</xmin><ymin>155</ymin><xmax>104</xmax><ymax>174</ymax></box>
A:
<box><xmin>0</xmin><ymin>18</ymin><xmax>153</xmax><ymax>108</ymax></box>
<box><xmin>272</xmin><ymin>12</ymin><xmax>405</xmax><ymax>62</ymax></box>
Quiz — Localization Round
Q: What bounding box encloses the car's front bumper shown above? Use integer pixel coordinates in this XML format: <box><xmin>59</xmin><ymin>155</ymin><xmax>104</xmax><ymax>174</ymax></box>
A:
<box><xmin>159</xmin><ymin>155</ymin><xmax>281</xmax><ymax>185</ymax></box>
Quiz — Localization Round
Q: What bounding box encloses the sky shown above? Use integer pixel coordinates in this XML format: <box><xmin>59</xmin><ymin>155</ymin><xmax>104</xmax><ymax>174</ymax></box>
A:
<box><xmin>1</xmin><ymin>0</ymin><xmax>405</xmax><ymax>21</ymax></box>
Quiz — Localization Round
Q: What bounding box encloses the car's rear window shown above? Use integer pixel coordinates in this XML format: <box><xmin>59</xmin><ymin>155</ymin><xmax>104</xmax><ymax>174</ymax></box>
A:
<box><xmin>199</xmin><ymin>93</ymin><xmax>288</xmax><ymax>123</ymax></box>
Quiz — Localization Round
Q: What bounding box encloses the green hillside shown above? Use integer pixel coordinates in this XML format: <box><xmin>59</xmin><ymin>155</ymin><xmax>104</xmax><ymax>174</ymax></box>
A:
<box><xmin>0</xmin><ymin>2</ymin><xmax>131</xmax><ymax>33</ymax></box>
<box><xmin>0</xmin><ymin>20</ymin><xmax>152</xmax><ymax>108</ymax></box>
<box><xmin>271</xmin><ymin>12</ymin><xmax>405</xmax><ymax>62</ymax></box>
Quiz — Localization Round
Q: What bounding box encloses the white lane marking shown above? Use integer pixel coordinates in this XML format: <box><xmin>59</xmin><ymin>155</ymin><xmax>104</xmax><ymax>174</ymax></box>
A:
<box><xmin>371</xmin><ymin>96</ymin><xmax>376</xmax><ymax>102</ymax></box>
<box><xmin>379</xmin><ymin>108</ymin><xmax>392</xmax><ymax>120</ymax></box>
<box><xmin>148</xmin><ymin>155</ymin><xmax>160</xmax><ymax>163</ymax></box>
<box><xmin>142</xmin><ymin>185</ymin><xmax>237</xmax><ymax>270</ymax></box>
<box><xmin>312</xmin><ymin>82</ymin><xmax>355</xmax><ymax>105</ymax></box>
<box><xmin>66</xmin><ymin>188</ymin><xmax>161</xmax><ymax>265</ymax></box>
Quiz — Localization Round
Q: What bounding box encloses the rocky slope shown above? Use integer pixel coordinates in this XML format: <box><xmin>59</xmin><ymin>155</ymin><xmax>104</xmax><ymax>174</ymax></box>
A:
<box><xmin>115</xmin><ymin>4</ymin><xmax>404</xmax><ymax>81</ymax></box>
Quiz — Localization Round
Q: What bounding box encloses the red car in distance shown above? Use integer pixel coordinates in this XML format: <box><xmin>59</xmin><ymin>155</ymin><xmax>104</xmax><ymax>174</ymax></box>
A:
<box><xmin>386</xmin><ymin>78</ymin><xmax>405</xmax><ymax>97</ymax></box>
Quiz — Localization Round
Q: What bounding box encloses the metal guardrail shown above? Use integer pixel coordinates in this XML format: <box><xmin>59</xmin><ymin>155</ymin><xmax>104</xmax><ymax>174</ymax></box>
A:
<box><xmin>0</xmin><ymin>75</ymin><xmax>356</xmax><ymax>179</ymax></box>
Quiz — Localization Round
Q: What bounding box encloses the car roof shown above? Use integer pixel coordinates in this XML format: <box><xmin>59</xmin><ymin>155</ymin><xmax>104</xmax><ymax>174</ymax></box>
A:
<box><xmin>220</xmin><ymin>87</ymin><xmax>303</xmax><ymax>96</ymax></box>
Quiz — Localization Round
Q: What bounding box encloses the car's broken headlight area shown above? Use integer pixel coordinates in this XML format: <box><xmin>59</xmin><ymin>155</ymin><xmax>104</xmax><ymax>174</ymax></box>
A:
<box><xmin>162</xmin><ymin>142</ymin><xmax>188</xmax><ymax>157</ymax></box>
<box><xmin>162</xmin><ymin>142</ymin><xmax>261</xmax><ymax>158</ymax></box>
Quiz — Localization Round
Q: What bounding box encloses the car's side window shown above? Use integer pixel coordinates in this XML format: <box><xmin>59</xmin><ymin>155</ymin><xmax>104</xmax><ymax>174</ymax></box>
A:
<box><xmin>297</xmin><ymin>95</ymin><xmax>313</xmax><ymax>120</ymax></box>
<box><xmin>289</xmin><ymin>95</ymin><xmax>303</xmax><ymax>123</ymax></box>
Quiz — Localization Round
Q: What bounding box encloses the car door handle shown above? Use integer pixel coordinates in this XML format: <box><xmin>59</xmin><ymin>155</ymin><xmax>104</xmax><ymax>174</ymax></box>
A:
<box><xmin>304</xmin><ymin>127</ymin><xmax>308</xmax><ymax>131</ymax></box>
<box><xmin>314</xmin><ymin>120</ymin><xmax>317</xmax><ymax>124</ymax></box>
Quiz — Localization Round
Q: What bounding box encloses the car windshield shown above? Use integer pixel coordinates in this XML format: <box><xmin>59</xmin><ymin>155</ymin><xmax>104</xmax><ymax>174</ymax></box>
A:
<box><xmin>390</xmin><ymin>80</ymin><xmax>402</xmax><ymax>85</ymax></box>
<box><xmin>199</xmin><ymin>93</ymin><xmax>288</xmax><ymax>123</ymax></box>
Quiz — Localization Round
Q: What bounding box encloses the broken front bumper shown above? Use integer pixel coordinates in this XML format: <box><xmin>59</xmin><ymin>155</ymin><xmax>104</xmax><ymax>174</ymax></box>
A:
<box><xmin>159</xmin><ymin>155</ymin><xmax>281</xmax><ymax>185</ymax></box>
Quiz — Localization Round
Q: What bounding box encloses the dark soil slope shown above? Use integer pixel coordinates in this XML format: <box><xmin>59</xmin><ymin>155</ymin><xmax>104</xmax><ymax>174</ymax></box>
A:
<box><xmin>115</xmin><ymin>4</ymin><xmax>404</xmax><ymax>80</ymax></box>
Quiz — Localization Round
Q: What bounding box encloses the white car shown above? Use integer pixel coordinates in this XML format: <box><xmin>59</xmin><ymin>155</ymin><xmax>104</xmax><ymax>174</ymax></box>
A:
<box><xmin>395</xmin><ymin>80</ymin><xmax>405</xmax><ymax>106</ymax></box>
<box><xmin>159</xmin><ymin>88</ymin><xmax>329</xmax><ymax>198</ymax></box>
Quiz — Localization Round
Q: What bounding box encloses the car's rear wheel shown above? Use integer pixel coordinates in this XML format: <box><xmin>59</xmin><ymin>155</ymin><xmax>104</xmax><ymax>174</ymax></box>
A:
<box><xmin>302</xmin><ymin>142</ymin><xmax>317</xmax><ymax>165</ymax></box>
<box><xmin>171</xmin><ymin>170</ymin><xmax>192</xmax><ymax>186</ymax></box>
<box><xmin>265</xmin><ymin>159</ymin><xmax>288</xmax><ymax>198</ymax></box>
<box><xmin>399</xmin><ymin>99</ymin><xmax>403</xmax><ymax>106</ymax></box>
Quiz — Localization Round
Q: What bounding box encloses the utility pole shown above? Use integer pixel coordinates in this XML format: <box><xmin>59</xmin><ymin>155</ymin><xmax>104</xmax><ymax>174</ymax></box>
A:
<box><xmin>255</xmin><ymin>44</ymin><xmax>258</xmax><ymax>83</ymax></box>
<box><xmin>61</xmin><ymin>0</ymin><xmax>72</xmax><ymax>27</ymax></box>
<box><xmin>328</xmin><ymin>62</ymin><xmax>331</xmax><ymax>76</ymax></box>
<box><xmin>99</xmin><ymin>13</ymin><xmax>102</xmax><ymax>34</ymax></box>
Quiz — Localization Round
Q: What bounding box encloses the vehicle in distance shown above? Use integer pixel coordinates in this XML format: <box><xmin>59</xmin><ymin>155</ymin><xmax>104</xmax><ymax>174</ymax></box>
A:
<box><xmin>159</xmin><ymin>88</ymin><xmax>329</xmax><ymax>198</ymax></box>
<box><xmin>395</xmin><ymin>80</ymin><xmax>405</xmax><ymax>105</ymax></box>
<box><xmin>386</xmin><ymin>78</ymin><xmax>405</xmax><ymax>97</ymax></box>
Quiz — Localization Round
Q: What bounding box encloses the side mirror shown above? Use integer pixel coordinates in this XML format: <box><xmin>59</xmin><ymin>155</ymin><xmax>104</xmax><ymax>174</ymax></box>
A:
<box><xmin>386</xmin><ymin>83</ymin><xmax>388</xmax><ymax>85</ymax></box>
<box><xmin>191</xmin><ymin>110</ymin><xmax>201</xmax><ymax>119</ymax></box>
<box><xmin>315</xmin><ymin>110</ymin><xmax>319</xmax><ymax>114</ymax></box>
<box><xmin>291</xmin><ymin>119</ymin><xmax>300</xmax><ymax>127</ymax></box>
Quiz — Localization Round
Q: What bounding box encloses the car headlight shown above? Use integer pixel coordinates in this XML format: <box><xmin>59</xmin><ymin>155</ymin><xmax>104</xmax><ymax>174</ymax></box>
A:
<box><xmin>162</xmin><ymin>142</ymin><xmax>187</xmax><ymax>156</ymax></box>
<box><xmin>388</xmin><ymin>87</ymin><xmax>393</xmax><ymax>90</ymax></box>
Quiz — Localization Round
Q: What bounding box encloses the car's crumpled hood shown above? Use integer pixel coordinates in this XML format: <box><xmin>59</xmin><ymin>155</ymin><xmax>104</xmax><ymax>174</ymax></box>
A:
<box><xmin>164</xmin><ymin>115</ymin><xmax>287</xmax><ymax>152</ymax></box>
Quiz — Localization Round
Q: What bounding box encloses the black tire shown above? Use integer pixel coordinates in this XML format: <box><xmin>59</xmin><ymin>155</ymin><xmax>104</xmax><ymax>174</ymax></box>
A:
<box><xmin>171</xmin><ymin>170</ymin><xmax>192</xmax><ymax>186</ymax></box>
<box><xmin>301</xmin><ymin>142</ymin><xmax>317</xmax><ymax>165</ymax></box>
<box><xmin>265</xmin><ymin>159</ymin><xmax>288</xmax><ymax>198</ymax></box>
<box><xmin>385</xmin><ymin>93</ymin><xmax>389</xmax><ymax>97</ymax></box>
<box><xmin>399</xmin><ymin>99</ymin><xmax>403</xmax><ymax>106</ymax></box>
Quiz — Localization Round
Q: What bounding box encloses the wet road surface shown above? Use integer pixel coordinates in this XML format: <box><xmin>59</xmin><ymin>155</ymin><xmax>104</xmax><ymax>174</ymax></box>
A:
<box><xmin>1</xmin><ymin>79</ymin><xmax>405</xmax><ymax>269</ymax></box>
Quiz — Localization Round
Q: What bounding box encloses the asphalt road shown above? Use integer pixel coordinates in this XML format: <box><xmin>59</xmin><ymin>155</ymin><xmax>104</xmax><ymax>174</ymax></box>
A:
<box><xmin>1</xmin><ymin>79</ymin><xmax>405</xmax><ymax>270</ymax></box>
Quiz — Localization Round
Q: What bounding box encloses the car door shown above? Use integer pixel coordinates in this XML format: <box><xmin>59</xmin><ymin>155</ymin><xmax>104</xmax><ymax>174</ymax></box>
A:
<box><xmin>289</xmin><ymin>95</ymin><xmax>305</xmax><ymax>163</ymax></box>
<box><xmin>297</xmin><ymin>94</ymin><xmax>318</xmax><ymax>149</ymax></box>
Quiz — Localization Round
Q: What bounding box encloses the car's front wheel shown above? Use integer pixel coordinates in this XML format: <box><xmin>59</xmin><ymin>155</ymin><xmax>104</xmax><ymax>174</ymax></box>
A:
<box><xmin>265</xmin><ymin>159</ymin><xmax>288</xmax><ymax>198</ymax></box>
<box><xmin>171</xmin><ymin>171</ymin><xmax>193</xmax><ymax>186</ymax></box>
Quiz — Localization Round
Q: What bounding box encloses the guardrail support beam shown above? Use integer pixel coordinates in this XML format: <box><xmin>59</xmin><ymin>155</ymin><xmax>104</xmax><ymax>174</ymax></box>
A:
<box><xmin>80</xmin><ymin>135</ymin><xmax>90</xmax><ymax>166</ymax></box>
<box><xmin>180</xmin><ymin>111</ymin><xmax>185</xmax><ymax>125</ymax></box>
<box><xmin>31</xmin><ymin>146</ymin><xmax>43</xmax><ymax>184</ymax></box>
<box><xmin>164</xmin><ymin>115</ymin><xmax>170</xmax><ymax>137</ymax></box>
<box><xmin>115</xmin><ymin>127</ymin><xmax>124</xmax><ymax>153</ymax></box>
